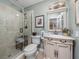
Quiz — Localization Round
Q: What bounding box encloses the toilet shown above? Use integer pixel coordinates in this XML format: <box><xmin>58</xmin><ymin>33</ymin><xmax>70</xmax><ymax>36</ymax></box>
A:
<box><xmin>24</xmin><ymin>35</ymin><xmax>41</xmax><ymax>59</ymax></box>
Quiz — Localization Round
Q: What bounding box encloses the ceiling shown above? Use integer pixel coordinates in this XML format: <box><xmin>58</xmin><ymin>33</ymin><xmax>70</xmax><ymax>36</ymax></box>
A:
<box><xmin>9</xmin><ymin>0</ymin><xmax>44</xmax><ymax>8</ymax></box>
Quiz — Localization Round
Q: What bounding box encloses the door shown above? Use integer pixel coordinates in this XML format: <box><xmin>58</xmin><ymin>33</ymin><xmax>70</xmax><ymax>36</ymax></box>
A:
<box><xmin>57</xmin><ymin>44</ymin><xmax>71</xmax><ymax>59</ymax></box>
<box><xmin>45</xmin><ymin>41</ymin><xmax>56</xmax><ymax>59</ymax></box>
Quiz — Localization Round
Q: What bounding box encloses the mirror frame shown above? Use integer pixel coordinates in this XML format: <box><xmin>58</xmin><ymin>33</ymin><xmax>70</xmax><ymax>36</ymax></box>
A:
<box><xmin>75</xmin><ymin>0</ymin><xmax>79</xmax><ymax>25</ymax></box>
<box><xmin>47</xmin><ymin>7</ymin><xmax>67</xmax><ymax>32</ymax></box>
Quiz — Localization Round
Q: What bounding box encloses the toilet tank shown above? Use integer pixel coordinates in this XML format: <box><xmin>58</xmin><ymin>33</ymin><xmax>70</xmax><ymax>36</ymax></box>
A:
<box><xmin>31</xmin><ymin>36</ymin><xmax>41</xmax><ymax>45</ymax></box>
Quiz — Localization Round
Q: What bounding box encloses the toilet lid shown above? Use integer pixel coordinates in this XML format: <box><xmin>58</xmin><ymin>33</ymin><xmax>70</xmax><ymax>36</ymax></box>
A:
<box><xmin>24</xmin><ymin>44</ymin><xmax>37</xmax><ymax>52</ymax></box>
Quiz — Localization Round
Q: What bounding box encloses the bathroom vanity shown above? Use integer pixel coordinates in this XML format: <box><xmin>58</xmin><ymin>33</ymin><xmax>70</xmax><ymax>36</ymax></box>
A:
<box><xmin>43</xmin><ymin>35</ymin><xmax>74</xmax><ymax>59</ymax></box>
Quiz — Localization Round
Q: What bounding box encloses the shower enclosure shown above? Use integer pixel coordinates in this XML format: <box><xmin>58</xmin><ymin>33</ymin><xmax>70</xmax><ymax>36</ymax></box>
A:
<box><xmin>0</xmin><ymin>3</ymin><xmax>24</xmax><ymax>59</ymax></box>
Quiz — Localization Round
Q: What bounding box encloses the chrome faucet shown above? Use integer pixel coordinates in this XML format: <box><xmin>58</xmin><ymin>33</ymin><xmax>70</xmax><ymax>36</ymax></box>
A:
<box><xmin>54</xmin><ymin>30</ymin><xmax>58</xmax><ymax>35</ymax></box>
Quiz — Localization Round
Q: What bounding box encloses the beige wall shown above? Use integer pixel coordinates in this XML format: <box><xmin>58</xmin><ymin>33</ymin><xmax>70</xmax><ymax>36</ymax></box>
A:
<box><xmin>0</xmin><ymin>3</ymin><xmax>23</xmax><ymax>59</ymax></box>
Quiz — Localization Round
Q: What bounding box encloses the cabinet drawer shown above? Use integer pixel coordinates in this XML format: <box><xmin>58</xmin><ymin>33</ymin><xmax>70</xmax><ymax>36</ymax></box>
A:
<box><xmin>47</xmin><ymin>38</ymin><xmax>73</xmax><ymax>45</ymax></box>
<box><xmin>59</xmin><ymin>40</ymin><xmax>73</xmax><ymax>44</ymax></box>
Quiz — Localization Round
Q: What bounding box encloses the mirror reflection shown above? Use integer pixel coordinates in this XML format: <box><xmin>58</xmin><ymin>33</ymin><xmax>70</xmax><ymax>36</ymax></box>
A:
<box><xmin>48</xmin><ymin>11</ymin><xmax>67</xmax><ymax>32</ymax></box>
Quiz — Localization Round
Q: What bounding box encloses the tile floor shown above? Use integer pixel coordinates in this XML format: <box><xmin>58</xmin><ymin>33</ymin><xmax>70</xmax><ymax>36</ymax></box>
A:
<box><xmin>12</xmin><ymin>50</ymin><xmax>46</xmax><ymax>59</ymax></box>
<box><xmin>36</xmin><ymin>51</ymin><xmax>45</xmax><ymax>59</ymax></box>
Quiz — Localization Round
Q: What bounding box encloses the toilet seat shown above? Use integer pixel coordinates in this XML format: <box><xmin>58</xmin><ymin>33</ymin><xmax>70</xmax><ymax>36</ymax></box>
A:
<box><xmin>24</xmin><ymin>44</ymin><xmax>37</xmax><ymax>52</ymax></box>
<box><xmin>24</xmin><ymin>44</ymin><xmax>37</xmax><ymax>56</ymax></box>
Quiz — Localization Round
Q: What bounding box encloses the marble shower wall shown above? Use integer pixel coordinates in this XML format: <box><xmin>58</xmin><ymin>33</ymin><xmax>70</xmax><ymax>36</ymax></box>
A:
<box><xmin>0</xmin><ymin>3</ymin><xmax>23</xmax><ymax>59</ymax></box>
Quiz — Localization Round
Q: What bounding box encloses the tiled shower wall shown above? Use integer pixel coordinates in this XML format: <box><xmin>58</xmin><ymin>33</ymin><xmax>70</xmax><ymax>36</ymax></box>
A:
<box><xmin>0</xmin><ymin>3</ymin><xmax>23</xmax><ymax>59</ymax></box>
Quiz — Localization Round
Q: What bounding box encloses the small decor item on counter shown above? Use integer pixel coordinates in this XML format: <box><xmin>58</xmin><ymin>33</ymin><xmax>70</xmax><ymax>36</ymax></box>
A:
<box><xmin>41</xmin><ymin>30</ymin><xmax>45</xmax><ymax>37</ymax></box>
<box><xmin>62</xmin><ymin>28</ymin><xmax>71</xmax><ymax>36</ymax></box>
<box><xmin>32</xmin><ymin>32</ymin><xmax>37</xmax><ymax>36</ymax></box>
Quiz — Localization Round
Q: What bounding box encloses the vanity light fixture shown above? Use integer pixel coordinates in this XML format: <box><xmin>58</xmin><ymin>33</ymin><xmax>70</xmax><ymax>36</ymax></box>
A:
<box><xmin>58</xmin><ymin>1</ymin><xmax>65</xmax><ymax>6</ymax></box>
<box><xmin>59</xmin><ymin>2</ymin><xmax>63</xmax><ymax>5</ymax></box>
<box><xmin>48</xmin><ymin>1</ymin><xmax>65</xmax><ymax>11</ymax></box>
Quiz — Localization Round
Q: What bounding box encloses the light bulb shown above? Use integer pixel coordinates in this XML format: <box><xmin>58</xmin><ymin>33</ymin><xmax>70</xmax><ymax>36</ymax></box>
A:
<box><xmin>16</xmin><ymin>14</ymin><xmax>19</xmax><ymax>16</ymax></box>
<box><xmin>59</xmin><ymin>2</ymin><xmax>63</xmax><ymax>6</ymax></box>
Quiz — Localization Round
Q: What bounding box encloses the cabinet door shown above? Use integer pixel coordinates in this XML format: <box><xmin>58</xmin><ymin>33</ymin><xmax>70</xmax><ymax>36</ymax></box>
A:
<box><xmin>57</xmin><ymin>44</ymin><xmax>71</xmax><ymax>59</ymax></box>
<box><xmin>45</xmin><ymin>42</ymin><xmax>56</xmax><ymax>59</ymax></box>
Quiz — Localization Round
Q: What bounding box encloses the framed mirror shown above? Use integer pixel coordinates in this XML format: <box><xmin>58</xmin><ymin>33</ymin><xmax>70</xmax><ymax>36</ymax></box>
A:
<box><xmin>75</xmin><ymin>0</ymin><xmax>79</xmax><ymax>24</ymax></box>
<box><xmin>48</xmin><ymin>10</ymin><xmax>67</xmax><ymax>32</ymax></box>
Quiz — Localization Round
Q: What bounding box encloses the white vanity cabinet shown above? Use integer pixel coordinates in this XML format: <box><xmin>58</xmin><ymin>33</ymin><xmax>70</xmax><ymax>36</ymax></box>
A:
<box><xmin>44</xmin><ymin>35</ymin><xmax>74</xmax><ymax>59</ymax></box>
<box><xmin>44</xmin><ymin>40</ymin><xmax>56</xmax><ymax>59</ymax></box>
<box><xmin>57</xmin><ymin>44</ymin><xmax>71</xmax><ymax>59</ymax></box>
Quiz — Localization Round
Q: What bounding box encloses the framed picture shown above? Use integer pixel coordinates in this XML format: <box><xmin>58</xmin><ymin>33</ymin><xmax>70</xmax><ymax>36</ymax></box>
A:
<box><xmin>35</xmin><ymin>15</ymin><xmax>44</xmax><ymax>28</ymax></box>
<box><xmin>75</xmin><ymin>0</ymin><xmax>79</xmax><ymax>24</ymax></box>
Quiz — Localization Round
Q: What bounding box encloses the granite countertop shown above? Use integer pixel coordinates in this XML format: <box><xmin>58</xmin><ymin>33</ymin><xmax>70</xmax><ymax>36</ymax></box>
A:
<box><xmin>43</xmin><ymin>34</ymin><xmax>74</xmax><ymax>40</ymax></box>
